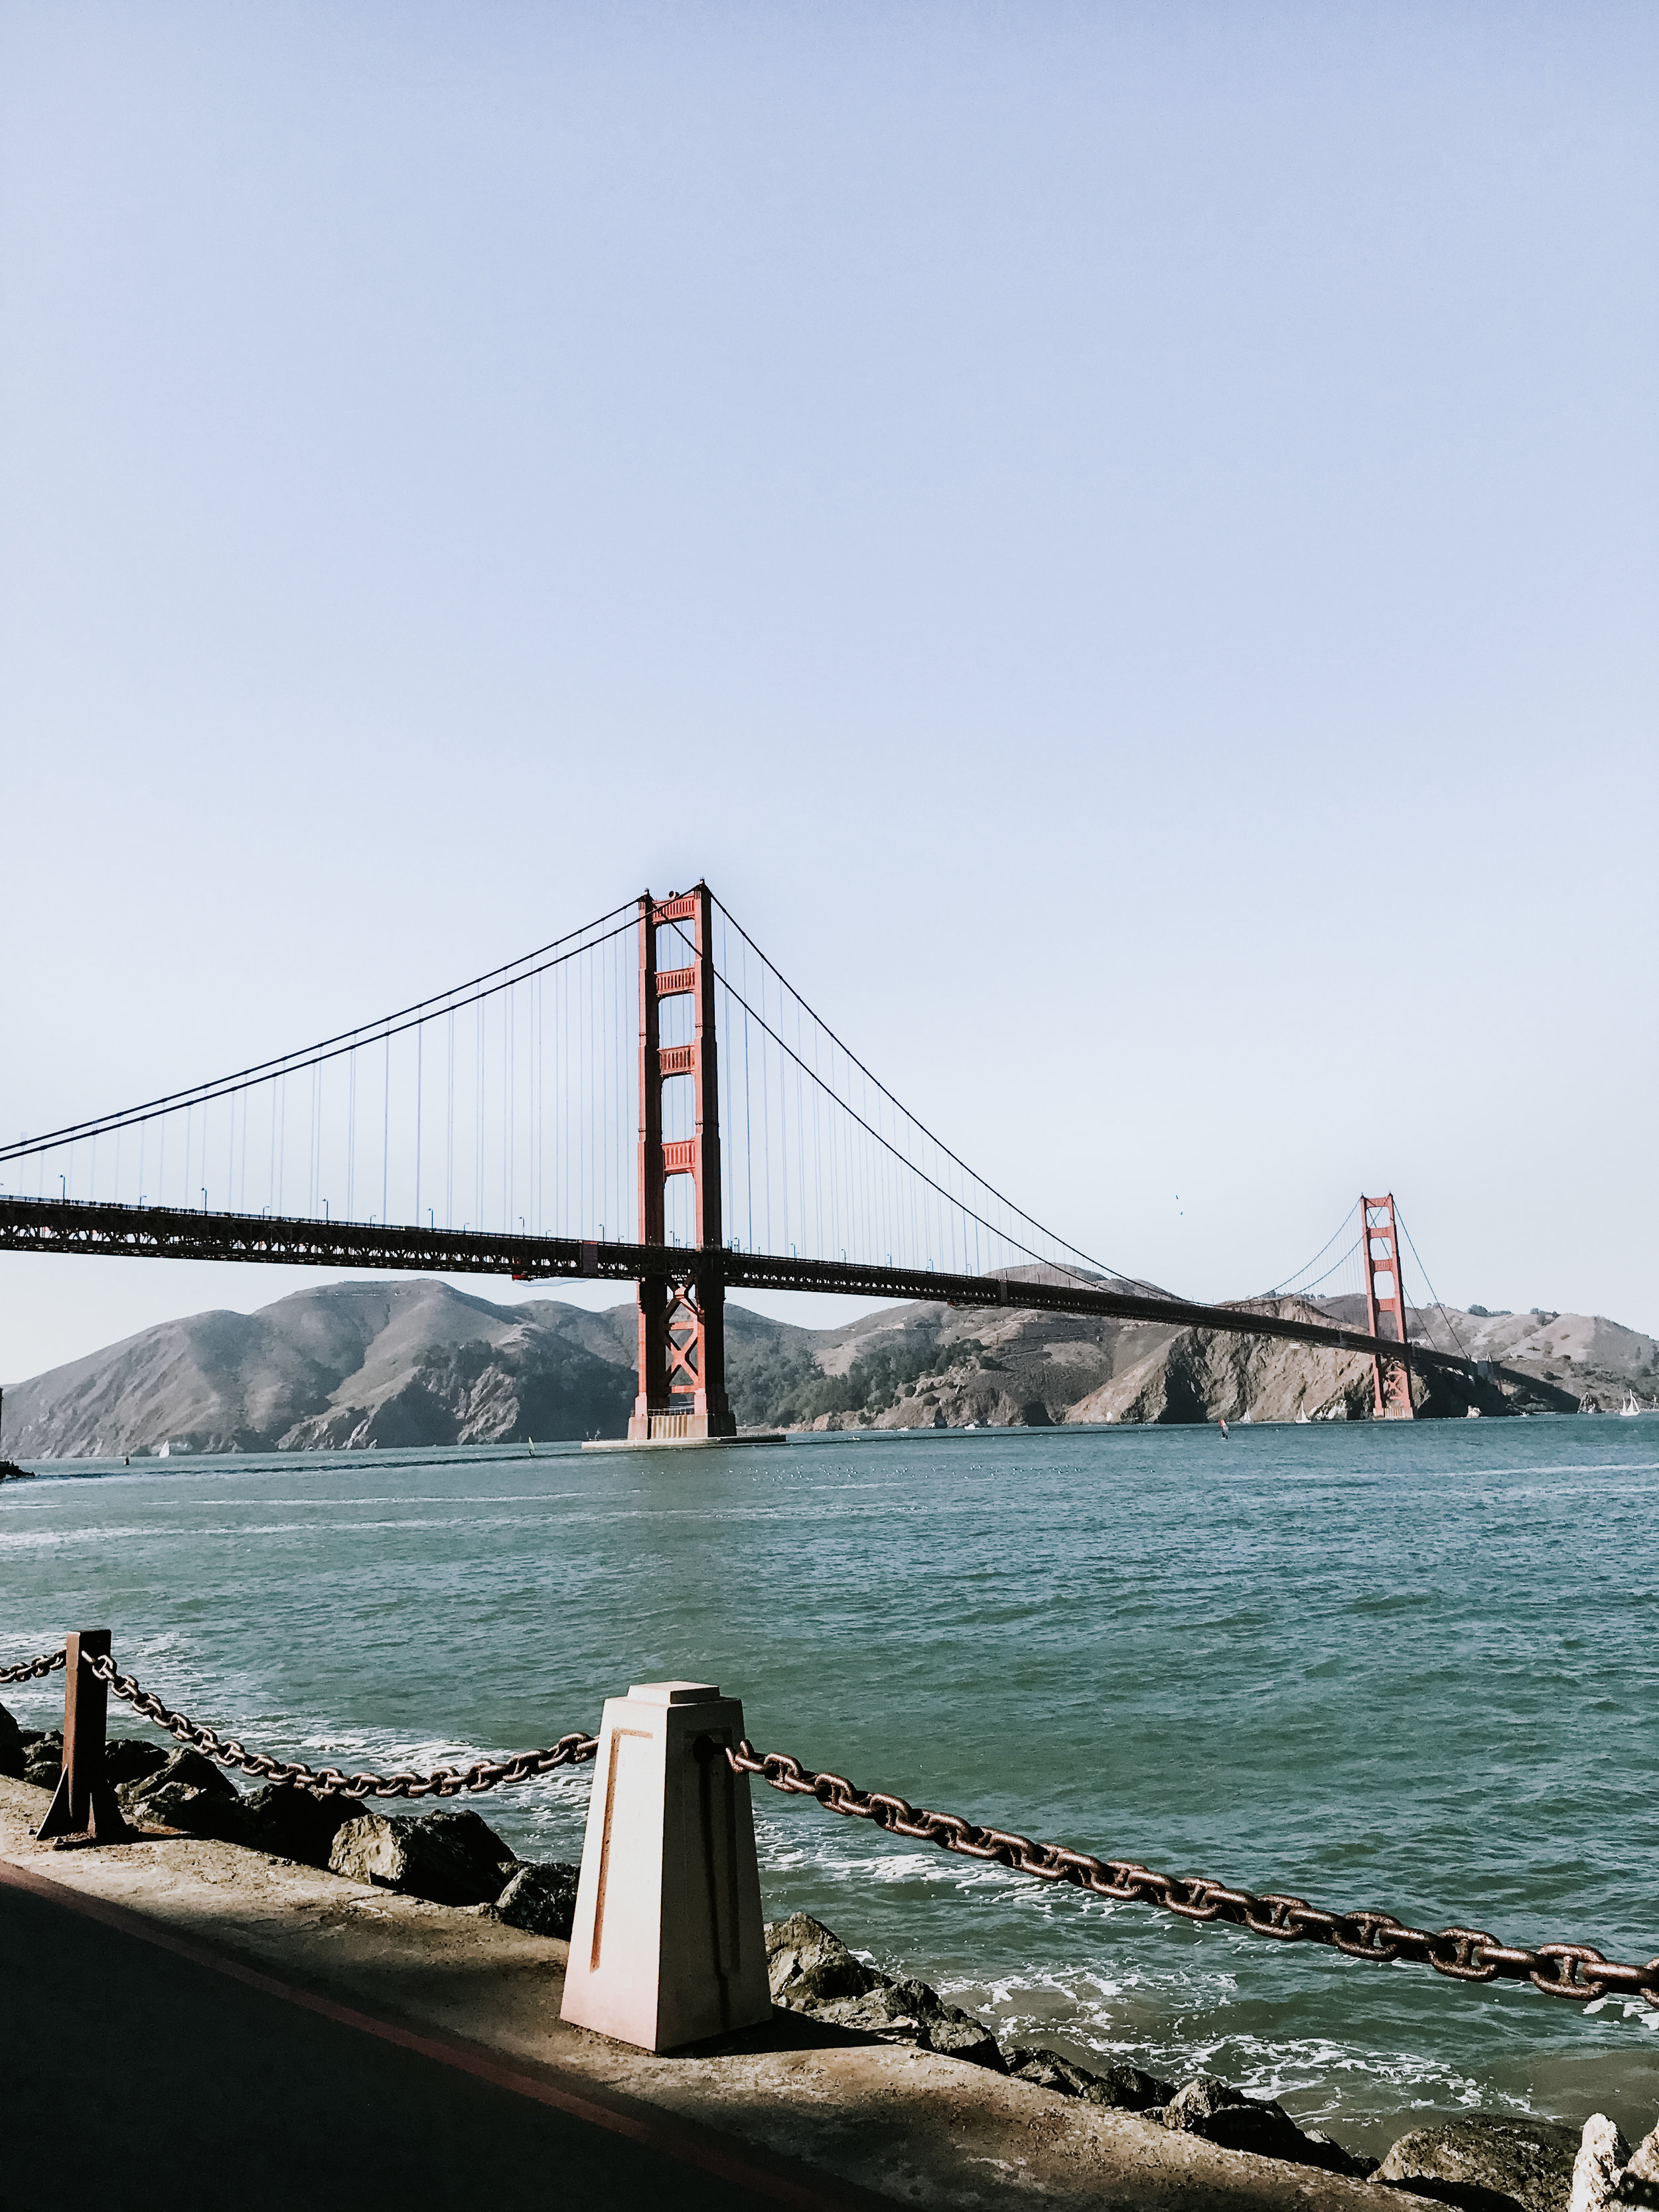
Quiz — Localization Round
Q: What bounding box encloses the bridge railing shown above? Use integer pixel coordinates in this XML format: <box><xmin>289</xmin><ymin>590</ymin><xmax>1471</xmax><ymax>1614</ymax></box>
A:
<box><xmin>0</xmin><ymin>1191</ymin><xmax>1471</xmax><ymax>1378</ymax></box>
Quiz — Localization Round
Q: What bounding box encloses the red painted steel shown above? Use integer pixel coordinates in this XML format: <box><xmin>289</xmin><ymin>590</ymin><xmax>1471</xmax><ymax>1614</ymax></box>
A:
<box><xmin>1360</xmin><ymin>1193</ymin><xmax>1415</xmax><ymax>1420</ymax></box>
<box><xmin>628</xmin><ymin>886</ymin><xmax>736</xmax><ymax>1441</ymax></box>
<box><xmin>35</xmin><ymin>1629</ymin><xmax>130</xmax><ymax>1843</ymax></box>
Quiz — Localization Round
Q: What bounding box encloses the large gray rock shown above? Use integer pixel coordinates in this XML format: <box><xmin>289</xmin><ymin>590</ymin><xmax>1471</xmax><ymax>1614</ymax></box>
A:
<box><xmin>1374</xmin><ymin>2114</ymin><xmax>1593</xmax><ymax>2212</ymax></box>
<box><xmin>1569</xmin><ymin>2115</ymin><xmax>1626</xmax><ymax>2212</ymax></box>
<box><xmin>119</xmin><ymin>1747</ymin><xmax>240</xmax><ymax>1810</ymax></box>
<box><xmin>1623</xmin><ymin>2122</ymin><xmax>1659</xmax><ymax>2212</ymax></box>
<box><xmin>132</xmin><ymin>1779</ymin><xmax>253</xmax><ymax>1841</ymax></box>
<box><xmin>23</xmin><ymin>1732</ymin><xmax>62</xmax><ymax>1790</ymax></box>
<box><xmin>492</xmin><ymin>1861</ymin><xmax>579</xmax><ymax>1939</ymax></box>
<box><xmin>1628</xmin><ymin>2118</ymin><xmax>1659</xmax><ymax>2187</ymax></box>
<box><xmin>1155</xmin><ymin>2073</ymin><xmax>1370</xmax><ymax>2178</ymax></box>
<box><xmin>810</xmin><ymin>1978</ymin><xmax>1006</xmax><ymax>2071</ymax></box>
<box><xmin>906</xmin><ymin>1989</ymin><xmax>1005</xmax><ymax>2071</ymax></box>
<box><xmin>411</xmin><ymin>1807</ymin><xmax>518</xmax><ymax>1899</ymax></box>
<box><xmin>766</xmin><ymin>1913</ymin><xmax>884</xmax><ymax>2006</ymax></box>
<box><xmin>13</xmin><ymin>1729</ymin><xmax>169</xmax><ymax>1794</ymax></box>
<box><xmin>104</xmin><ymin>1737</ymin><xmax>171</xmax><ymax>1789</ymax></box>
<box><xmin>1005</xmin><ymin>2047</ymin><xmax>1119</xmax><ymax>2099</ymax></box>
<box><xmin>240</xmin><ymin>1783</ymin><xmax>370</xmax><ymax>1868</ymax></box>
<box><xmin>764</xmin><ymin>1915</ymin><xmax>1003</xmax><ymax>2071</ymax></box>
<box><xmin>1003</xmin><ymin>2047</ymin><xmax>1174</xmax><ymax>2111</ymax></box>
<box><xmin>1086</xmin><ymin>2060</ymin><xmax>1179</xmax><ymax>2114</ymax></box>
<box><xmin>117</xmin><ymin>1747</ymin><xmax>245</xmax><ymax>1838</ymax></box>
<box><xmin>328</xmin><ymin>1805</ymin><xmax>517</xmax><ymax>1907</ymax></box>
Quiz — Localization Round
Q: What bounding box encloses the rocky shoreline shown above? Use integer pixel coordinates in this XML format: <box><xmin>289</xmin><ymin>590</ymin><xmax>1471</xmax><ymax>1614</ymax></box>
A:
<box><xmin>759</xmin><ymin>1911</ymin><xmax>1659</xmax><ymax>2211</ymax></box>
<box><xmin>5</xmin><ymin>1706</ymin><xmax>1656</xmax><ymax>2212</ymax></box>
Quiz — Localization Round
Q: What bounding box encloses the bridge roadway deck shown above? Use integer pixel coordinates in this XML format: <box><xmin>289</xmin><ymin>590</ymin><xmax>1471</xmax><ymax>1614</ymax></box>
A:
<box><xmin>0</xmin><ymin>1775</ymin><xmax>1394</xmax><ymax>2212</ymax></box>
<box><xmin>0</xmin><ymin>1193</ymin><xmax>1453</xmax><ymax>1375</ymax></box>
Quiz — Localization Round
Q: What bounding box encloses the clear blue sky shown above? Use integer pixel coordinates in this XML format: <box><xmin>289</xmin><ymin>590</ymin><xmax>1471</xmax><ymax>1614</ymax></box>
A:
<box><xmin>2</xmin><ymin>0</ymin><xmax>1655</xmax><ymax>1382</ymax></box>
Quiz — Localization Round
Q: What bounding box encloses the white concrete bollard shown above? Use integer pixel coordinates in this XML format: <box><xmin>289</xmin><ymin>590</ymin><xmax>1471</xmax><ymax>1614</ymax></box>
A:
<box><xmin>559</xmin><ymin>1681</ymin><xmax>772</xmax><ymax>2053</ymax></box>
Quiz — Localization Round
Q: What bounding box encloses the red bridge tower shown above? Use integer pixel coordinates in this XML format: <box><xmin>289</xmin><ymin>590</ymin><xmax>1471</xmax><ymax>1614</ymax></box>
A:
<box><xmin>1360</xmin><ymin>1192</ymin><xmax>1414</xmax><ymax>1420</ymax></box>
<box><xmin>628</xmin><ymin>886</ymin><xmax>736</xmax><ymax>1442</ymax></box>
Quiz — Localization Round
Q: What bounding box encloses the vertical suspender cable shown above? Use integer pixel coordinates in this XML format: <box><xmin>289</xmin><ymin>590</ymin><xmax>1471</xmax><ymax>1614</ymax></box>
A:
<box><xmin>382</xmin><ymin>1032</ymin><xmax>390</xmax><ymax>1225</ymax></box>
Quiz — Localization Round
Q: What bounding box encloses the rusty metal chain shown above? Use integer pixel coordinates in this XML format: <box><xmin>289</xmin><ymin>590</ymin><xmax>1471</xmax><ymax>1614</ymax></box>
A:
<box><xmin>728</xmin><ymin>1741</ymin><xmax>1659</xmax><ymax>2008</ymax></box>
<box><xmin>83</xmin><ymin>1652</ymin><xmax>597</xmax><ymax>1801</ymax></box>
<box><xmin>0</xmin><ymin>1647</ymin><xmax>67</xmax><ymax>1686</ymax></box>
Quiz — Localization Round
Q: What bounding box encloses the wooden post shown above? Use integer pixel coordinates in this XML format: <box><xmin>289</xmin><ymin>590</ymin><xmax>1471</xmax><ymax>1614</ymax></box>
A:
<box><xmin>35</xmin><ymin>1630</ymin><xmax>131</xmax><ymax>1843</ymax></box>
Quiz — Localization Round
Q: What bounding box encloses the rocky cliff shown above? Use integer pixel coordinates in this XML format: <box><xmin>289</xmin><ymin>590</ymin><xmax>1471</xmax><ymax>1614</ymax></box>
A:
<box><xmin>2</xmin><ymin>1274</ymin><xmax>1625</xmax><ymax>1459</ymax></box>
<box><xmin>0</xmin><ymin>1281</ymin><xmax>644</xmax><ymax>1456</ymax></box>
<box><xmin>1315</xmin><ymin>1294</ymin><xmax>1658</xmax><ymax>1412</ymax></box>
<box><xmin>775</xmin><ymin>1288</ymin><xmax>1581</xmax><ymax>1432</ymax></box>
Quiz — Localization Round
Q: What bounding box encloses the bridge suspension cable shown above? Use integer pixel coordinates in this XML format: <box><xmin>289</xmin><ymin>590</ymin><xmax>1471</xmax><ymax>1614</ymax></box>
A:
<box><xmin>1256</xmin><ymin>1197</ymin><xmax>1472</xmax><ymax>1365</ymax></box>
<box><xmin>0</xmin><ymin>902</ymin><xmax>642</xmax><ymax>1247</ymax></box>
<box><xmin>1258</xmin><ymin>1211</ymin><xmax>1364</xmax><ymax>1301</ymax></box>
<box><xmin>638</xmin><ymin>893</ymin><xmax>1167</xmax><ymax>1295</ymax></box>
<box><xmin>1393</xmin><ymin>1206</ymin><xmax>1471</xmax><ymax>1362</ymax></box>
<box><xmin>0</xmin><ymin>902</ymin><xmax>638</xmax><ymax>1163</ymax></box>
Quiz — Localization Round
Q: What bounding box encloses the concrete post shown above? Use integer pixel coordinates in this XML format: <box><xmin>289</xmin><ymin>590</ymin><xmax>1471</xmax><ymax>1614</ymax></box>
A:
<box><xmin>559</xmin><ymin>1681</ymin><xmax>771</xmax><ymax>2053</ymax></box>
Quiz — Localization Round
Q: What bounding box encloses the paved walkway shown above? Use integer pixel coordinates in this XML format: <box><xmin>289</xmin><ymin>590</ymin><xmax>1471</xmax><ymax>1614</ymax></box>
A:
<box><xmin>0</xmin><ymin>1777</ymin><xmax>1389</xmax><ymax>2211</ymax></box>
<box><xmin>0</xmin><ymin>1872</ymin><xmax>817</xmax><ymax>2212</ymax></box>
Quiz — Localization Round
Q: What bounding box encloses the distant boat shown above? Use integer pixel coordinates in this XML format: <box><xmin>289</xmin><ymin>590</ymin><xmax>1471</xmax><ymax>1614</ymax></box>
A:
<box><xmin>1296</xmin><ymin>1410</ymin><xmax>1311</xmax><ymax>1425</ymax></box>
<box><xmin>1622</xmin><ymin>1392</ymin><xmax>1644</xmax><ymax>1418</ymax></box>
<box><xmin>1466</xmin><ymin>1406</ymin><xmax>1481</xmax><ymax>1419</ymax></box>
<box><xmin>1240</xmin><ymin>1410</ymin><xmax>1253</xmax><ymax>1424</ymax></box>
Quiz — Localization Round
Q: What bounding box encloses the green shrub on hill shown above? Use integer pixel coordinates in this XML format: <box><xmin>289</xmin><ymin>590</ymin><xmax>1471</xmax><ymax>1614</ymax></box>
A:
<box><xmin>727</xmin><ymin>1336</ymin><xmax>983</xmax><ymax>1428</ymax></box>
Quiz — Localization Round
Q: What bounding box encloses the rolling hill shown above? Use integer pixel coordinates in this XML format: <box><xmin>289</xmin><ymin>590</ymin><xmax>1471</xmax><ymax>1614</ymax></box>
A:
<box><xmin>5</xmin><ymin>1271</ymin><xmax>1643</xmax><ymax>1459</ymax></box>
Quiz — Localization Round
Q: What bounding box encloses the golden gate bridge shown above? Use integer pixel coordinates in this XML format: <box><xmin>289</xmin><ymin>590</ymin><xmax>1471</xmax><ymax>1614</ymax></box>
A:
<box><xmin>0</xmin><ymin>883</ymin><xmax>1462</xmax><ymax>1434</ymax></box>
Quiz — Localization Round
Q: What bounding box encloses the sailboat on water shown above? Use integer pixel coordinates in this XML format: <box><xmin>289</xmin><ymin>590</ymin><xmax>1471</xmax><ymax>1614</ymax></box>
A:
<box><xmin>1622</xmin><ymin>1391</ymin><xmax>1645</xmax><ymax>1418</ymax></box>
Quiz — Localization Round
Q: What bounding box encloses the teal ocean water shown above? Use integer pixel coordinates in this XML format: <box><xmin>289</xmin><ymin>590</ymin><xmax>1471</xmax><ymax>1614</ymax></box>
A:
<box><xmin>3</xmin><ymin>1419</ymin><xmax>1657</xmax><ymax>2154</ymax></box>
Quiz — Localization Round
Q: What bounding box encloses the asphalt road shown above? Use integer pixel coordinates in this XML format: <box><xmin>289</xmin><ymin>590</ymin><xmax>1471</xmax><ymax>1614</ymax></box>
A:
<box><xmin>0</xmin><ymin>1874</ymin><xmax>821</xmax><ymax>2212</ymax></box>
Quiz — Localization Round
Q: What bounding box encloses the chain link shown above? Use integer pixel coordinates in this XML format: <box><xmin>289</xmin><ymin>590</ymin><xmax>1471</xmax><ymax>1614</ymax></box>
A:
<box><xmin>39</xmin><ymin>1646</ymin><xmax>1659</xmax><ymax>2010</ymax></box>
<box><xmin>83</xmin><ymin>1653</ymin><xmax>597</xmax><ymax>1800</ymax></box>
<box><xmin>727</xmin><ymin>1741</ymin><xmax>1659</xmax><ymax>2008</ymax></box>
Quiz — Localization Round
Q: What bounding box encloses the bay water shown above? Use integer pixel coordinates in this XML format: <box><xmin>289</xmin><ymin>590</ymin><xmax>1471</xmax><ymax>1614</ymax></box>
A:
<box><xmin>3</xmin><ymin>1417</ymin><xmax>1656</xmax><ymax>2155</ymax></box>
